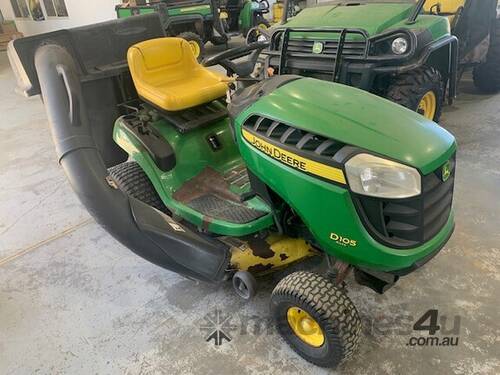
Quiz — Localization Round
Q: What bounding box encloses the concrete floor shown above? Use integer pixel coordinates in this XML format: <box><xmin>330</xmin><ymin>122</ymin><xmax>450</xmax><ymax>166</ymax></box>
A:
<box><xmin>0</xmin><ymin>45</ymin><xmax>499</xmax><ymax>375</ymax></box>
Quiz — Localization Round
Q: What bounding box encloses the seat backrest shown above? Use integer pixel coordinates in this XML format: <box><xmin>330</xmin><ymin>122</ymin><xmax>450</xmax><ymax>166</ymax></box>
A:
<box><xmin>423</xmin><ymin>0</ymin><xmax>466</xmax><ymax>14</ymax></box>
<box><xmin>127</xmin><ymin>37</ymin><xmax>199</xmax><ymax>88</ymax></box>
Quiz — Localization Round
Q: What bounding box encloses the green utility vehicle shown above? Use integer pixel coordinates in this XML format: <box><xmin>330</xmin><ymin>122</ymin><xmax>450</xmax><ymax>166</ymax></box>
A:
<box><xmin>9</xmin><ymin>14</ymin><xmax>456</xmax><ymax>368</ymax></box>
<box><xmin>219</xmin><ymin>0</ymin><xmax>271</xmax><ymax>41</ymax></box>
<box><xmin>257</xmin><ymin>0</ymin><xmax>500</xmax><ymax>121</ymax></box>
<box><xmin>116</xmin><ymin>0</ymin><xmax>229</xmax><ymax>58</ymax></box>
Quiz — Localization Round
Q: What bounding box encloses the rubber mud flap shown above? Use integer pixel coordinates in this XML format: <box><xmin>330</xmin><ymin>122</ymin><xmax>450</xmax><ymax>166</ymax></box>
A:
<box><xmin>131</xmin><ymin>198</ymin><xmax>230</xmax><ymax>281</ymax></box>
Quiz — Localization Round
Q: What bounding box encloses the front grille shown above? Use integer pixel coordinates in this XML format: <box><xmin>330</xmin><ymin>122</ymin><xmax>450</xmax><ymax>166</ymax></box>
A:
<box><xmin>353</xmin><ymin>155</ymin><xmax>456</xmax><ymax>249</ymax></box>
<box><xmin>286</xmin><ymin>39</ymin><xmax>367</xmax><ymax>58</ymax></box>
<box><xmin>243</xmin><ymin>115</ymin><xmax>345</xmax><ymax>158</ymax></box>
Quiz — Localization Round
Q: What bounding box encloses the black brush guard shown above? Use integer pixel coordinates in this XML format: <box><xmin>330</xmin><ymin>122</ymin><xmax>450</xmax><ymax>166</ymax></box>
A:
<box><xmin>8</xmin><ymin>14</ymin><xmax>230</xmax><ymax>283</ymax></box>
<box><xmin>268</xmin><ymin>27</ymin><xmax>459</xmax><ymax>105</ymax></box>
<box><xmin>272</xmin><ymin>27</ymin><xmax>369</xmax><ymax>82</ymax></box>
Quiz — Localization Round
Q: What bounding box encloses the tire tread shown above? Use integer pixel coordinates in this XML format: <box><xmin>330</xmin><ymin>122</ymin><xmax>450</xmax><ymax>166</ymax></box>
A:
<box><xmin>385</xmin><ymin>66</ymin><xmax>444</xmax><ymax>122</ymax></box>
<box><xmin>108</xmin><ymin>162</ymin><xmax>167</xmax><ymax>212</ymax></box>
<box><xmin>271</xmin><ymin>271</ymin><xmax>361</xmax><ymax>368</ymax></box>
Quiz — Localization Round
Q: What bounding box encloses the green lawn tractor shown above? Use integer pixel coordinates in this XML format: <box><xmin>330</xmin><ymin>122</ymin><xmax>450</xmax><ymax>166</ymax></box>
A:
<box><xmin>116</xmin><ymin>0</ymin><xmax>229</xmax><ymax>59</ymax></box>
<box><xmin>8</xmin><ymin>13</ymin><xmax>457</xmax><ymax>368</ymax></box>
<box><xmin>257</xmin><ymin>0</ymin><xmax>500</xmax><ymax>122</ymax></box>
<box><xmin>219</xmin><ymin>0</ymin><xmax>271</xmax><ymax>42</ymax></box>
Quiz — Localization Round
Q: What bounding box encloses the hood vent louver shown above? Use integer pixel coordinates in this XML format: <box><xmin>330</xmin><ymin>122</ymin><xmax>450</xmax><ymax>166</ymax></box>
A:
<box><xmin>244</xmin><ymin>115</ymin><xmax>345</xmax><ymax>160</ymax></box>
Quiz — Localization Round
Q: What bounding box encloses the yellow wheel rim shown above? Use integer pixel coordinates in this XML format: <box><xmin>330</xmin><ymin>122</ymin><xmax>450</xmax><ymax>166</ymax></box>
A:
<box><xmin>418</xmin><ymin>91</ymin><xmax>437</xmax><ymax>120</ymax></box>
<box><xmin>188</xmin><ymin>40</ymin><xmax>201</xmax><ymax>59</ymax></box>
<box><xmin>254</xmin><ymin>23</ymin><xmax>268</xmax><ymax>37</ymax></box>
<box><xmin>286</xmin><ymin>307</ymin><xmax>325</xmax><ymax>347</ymax></box>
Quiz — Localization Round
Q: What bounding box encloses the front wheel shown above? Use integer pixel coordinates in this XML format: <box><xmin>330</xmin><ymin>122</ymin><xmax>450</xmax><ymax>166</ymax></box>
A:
<box><xmin>385</xmin><ymin>67</ymin><xmax>444</xmax><ymax>122</ymax></box>
<box><xmin>178</xmin><ymin>32</ymin><xmax>205</xmax><ymax>61</ymax></box>
<box><xmin>270</xmin><ymin>271</ymin><xmax>361</xmax><ymax>368</ymax></box>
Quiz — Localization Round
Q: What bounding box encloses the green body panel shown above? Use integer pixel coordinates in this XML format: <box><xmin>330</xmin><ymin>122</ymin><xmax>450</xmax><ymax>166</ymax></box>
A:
<box><xmin>241</xmin><ymin>78</ymin><xmax>456</xmax><ymax>174</ymax></box>
<box><xmin>116</xmin><ymin>7</ymin><xmax>155</xmax><ymax>18</ymax></box>
<box><xmin>283</xmin><ymin>3</ymin><xmax>450</xmax><ymax>41</ymax></box>
<box><xmin>388</xmin><ymin>15</ymin><xmax>450</xmax><ymax>40</ymax></box>
<box><xmin>238</xmin><ymin>0</ymin><xmax>254</xmax><ymax>31</ymax></box>
<box><xmin>167</xmin><ymin>4</ymin><xmax>212</xmax><ymax>17</ymax></box>
<box><xmin>113</xmin><ymin>116</ymin><xmax>273</xmax><ymax>237</ymax></box>
<box><xmin>233</xmin><ymin>77</ymin><xmax>456</xmax><ymax>271</ymax></box>
<box><xmin>116</xmin><ymin>3</ymin><xmax>212</xmax><ymax>20</ymax></box>
<box><xmin>237</xmin><ymin>140</ymin><xmax>454</xmax><ymax>271</ymax></box>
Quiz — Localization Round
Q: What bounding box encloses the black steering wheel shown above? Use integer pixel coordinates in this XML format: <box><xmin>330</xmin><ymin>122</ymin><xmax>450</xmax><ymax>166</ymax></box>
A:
<box><xmin>202</xmin><ymin>42</ymin><xmax>269</xmax><ymax>78</ymax></box>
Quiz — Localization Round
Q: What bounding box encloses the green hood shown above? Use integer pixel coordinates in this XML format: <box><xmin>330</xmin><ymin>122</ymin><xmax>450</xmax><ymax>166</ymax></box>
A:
<box><xmin>237</xmin><ymin>78</ymin><xmax>456</xmax><ymax>175</ymax></box>
<box><xmin>284</xmin><ymin>3</ymin><xmax>415</xmax><ymax>36</ymax></box>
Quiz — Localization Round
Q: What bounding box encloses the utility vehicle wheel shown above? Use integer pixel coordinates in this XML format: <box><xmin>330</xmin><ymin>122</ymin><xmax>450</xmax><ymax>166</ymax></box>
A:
<box><xmin>179</xmin><ymin>32</ymin><xmax>204</xmax><ymax>60</ymax></box>
<box><xmin>233</xmin><ymin>271</ymin><xmax>257</xmax><ymax>300</ymax></box>
<box><xmin>386</xmin><ymin>66</ymin><xmax>444</xmax><ymax>122</ymax></box>
<box><xmin>255</xmin><ymin>17</ymin><xmax>270</xmax><ymax>30</ymax></box>
<box><xmin>108</xmin><ymin>161</ymin><xmax>167</xmax><ymax>213</ymax></box>
<box><xmin>473</xmin><ymin>20</ymin><xmax>500</xmax><ymax>93</ymax></box>
<box><xmin>246</xmin><ymin>18</ymin><xmax>270</xmax><ymax>44</ymax></box>
<box><xmin>271</xmin><ymin>271</ymin><xmax>361</xmax><ymax>368</ymax></box>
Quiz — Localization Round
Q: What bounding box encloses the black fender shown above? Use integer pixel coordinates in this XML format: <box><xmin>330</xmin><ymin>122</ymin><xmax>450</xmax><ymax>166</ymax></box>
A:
<box><xmin>32</xmin><ymin>42</ymin><xmax>230</xmax><ymax>283</ymax></box>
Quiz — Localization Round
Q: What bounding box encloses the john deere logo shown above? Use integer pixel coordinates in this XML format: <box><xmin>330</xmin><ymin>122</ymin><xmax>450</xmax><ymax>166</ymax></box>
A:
<box><xmin>312</xmin><ymin>41</ymin><xmax>324</xmax><ymax>54</ymax></box>
<box><xmin>442</xmin><ymin>161</ymin><xmax>452</xmax><ymax>182</ymax></box>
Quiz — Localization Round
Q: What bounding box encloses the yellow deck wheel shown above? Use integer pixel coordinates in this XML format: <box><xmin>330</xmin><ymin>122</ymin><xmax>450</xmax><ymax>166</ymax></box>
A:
<box><xmin>286</xmin><ymin>307</ymin><xmax>325</xmax><ymax>347</ymax></box>
<box><xmin>418</xmin><ymin>91</ymin><xmax>437</xmax><ymax>120</ymax></box>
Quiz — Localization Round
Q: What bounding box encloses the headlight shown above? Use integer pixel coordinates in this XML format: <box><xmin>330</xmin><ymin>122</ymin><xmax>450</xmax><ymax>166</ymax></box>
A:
<box><xmin>345</xmin><ymin>154</ymin><xmax>421</xmax><ymax>199</ymax></box>
<box><xmin>391</xmin><ymin>37</ymin><xmax>408</xmax><ymax>55</ymax></box>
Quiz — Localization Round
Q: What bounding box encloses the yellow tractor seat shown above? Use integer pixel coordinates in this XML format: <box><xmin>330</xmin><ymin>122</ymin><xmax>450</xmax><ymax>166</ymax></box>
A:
<box><xmin>127</xmin><ymin>38</ymin><xmax>228</xmax><ymax>112</ymax></box>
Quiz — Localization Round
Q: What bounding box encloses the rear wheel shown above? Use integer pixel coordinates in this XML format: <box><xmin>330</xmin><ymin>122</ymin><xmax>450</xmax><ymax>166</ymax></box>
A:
<box><xmin>270</xmin><ymin>271</ymin><xmax>361</xmax><ymax>368</ymax></box>
<box><xmin>108</xmin><ymin>161</ymin><xmax>167</xmax><ymax>213</ymax></box>
<box><xmin>179</xmin><ymin>31</ymin><xmax>205</xmax><ymax>60</ymax></box>
<box><xmin>473</xmin><ymin>19</ymin><xmax>500</xmax><ymax>93</ymax></box>
<box><xmin>386</xmin><ymin>66</ymin><xmax>444</xmax><ymax>122</ymax></box>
